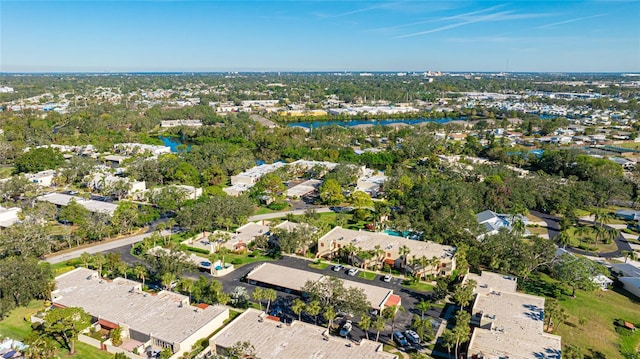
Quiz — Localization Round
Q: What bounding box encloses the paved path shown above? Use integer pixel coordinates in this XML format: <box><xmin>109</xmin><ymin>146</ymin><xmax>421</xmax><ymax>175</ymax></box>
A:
<box><xmin>45</xmin><ymin>230</ymin><xmax>169</xmax><ymax>264</ymax></box>
<box><xmin>248</xmin><ymin>207</ymin><xmax>333</xmax><ymax>221</ymax></box>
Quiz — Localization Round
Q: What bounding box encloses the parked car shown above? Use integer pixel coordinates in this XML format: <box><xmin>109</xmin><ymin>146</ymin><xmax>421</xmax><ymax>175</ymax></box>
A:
<box><xmin>269</xmin><ymin>306</ymin><xmax>283</xmax><ymax>317</ymax></box>
<box><xmin>339</xmin><ymin>320</ymin><xmax>353</xmax><ymax>337</ymax></box>
<box><xmin>332</xmin><ymin>264</ymin><xmax>344</xmax><ymax>272</ymax></box>
<box><xmin>347</xmin><ymin>268</ymin><xmax>359</xmax><ymax>276</ymax></box>
<box><xmin>404</xmin><ymin>330</ymin><xmax>421</xmax><ymax>345</ymax></box>
<box><xmin>383</xmin><ymin>274</ymin><xmax>392</xmax><ymax>282</ymax></box>
<box><xmin>393</xmin><ymin>331</ymin><xmax>409</xmax><ymax>347</ymax></box>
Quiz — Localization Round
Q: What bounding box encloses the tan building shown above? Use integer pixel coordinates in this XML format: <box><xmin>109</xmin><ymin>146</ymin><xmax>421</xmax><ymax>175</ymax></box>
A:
<box><xmin>463</xmin><ymin>271</ymin><xmax>562</xmax><ymax>359</ymax></box>
<box><xmin>317</xmin><ymin>227</ymin><xmax>456</xmax><ymax>277</ymax></box>
<box><xmin>209</xmin><ymin>308</ymin><xmax>396</xmax><ymax>359</ymax></box>
<box><xmin>52</xmin><ymin>268</ymin><xmax>229</xmax><ymax>359</ymax></box>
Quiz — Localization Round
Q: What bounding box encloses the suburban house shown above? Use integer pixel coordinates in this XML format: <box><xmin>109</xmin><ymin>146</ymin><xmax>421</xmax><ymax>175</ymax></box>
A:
<box><xmin>463</xmin><ymin>271</ymin><xmax>562</xmax><ymax>359</ymax></box>
<box><xmin>160</xmin><ymin>119</ymin><xmax>203</xmax><ymax>128</ymax></box>
<box><xmin>247</xmin><ymin>263</ymin><xmax>401</xmax><ymax>312</ymax></box>
<box><xmin>213</xmin><ymin>222</ymin><xmax>270</xmax><ymax>252</ymax></box>
<box><xmin>87</xmin><ymin>173</ymin><xmax>146</xmax><ymax>199</ymax></box>
<box><xmin>615</xmin><ymin>209</ymin><xmax>640</xmax><ymax>221</ymax></box>
<box><xmin>316</xmin><ymin>227</ymin><xmax>456</xmax><ymax>277</ymax></box>
<box><xmin>476</xmin><ymin>210</ymin><xmax>529</xmax><ymax>240</ymax></box>
<box><xmin>52</xmin><ymin>268</ymin><xmax>229</xmax><ymax>359</ymax></box>
<box><xmin>114</xmin><ymin>143</ymin><xmax>171</xmax><ymax>157</ymax></box>
<box><xmin>0</xmin><ymin>206</ymin><xmax>21</xmax><ymax>228</ymax></box>
<box><xmin>208</xmin><ymin>308</ymin><xmax>396</xmax><ymax>359</ymax></box>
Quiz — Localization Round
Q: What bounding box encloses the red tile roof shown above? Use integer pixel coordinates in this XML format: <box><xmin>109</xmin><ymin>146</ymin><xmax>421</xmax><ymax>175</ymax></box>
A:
<box><xmin>385</xmin><ymin>294</ymin><xmax>401</xmax><ymax>307</ymax></box>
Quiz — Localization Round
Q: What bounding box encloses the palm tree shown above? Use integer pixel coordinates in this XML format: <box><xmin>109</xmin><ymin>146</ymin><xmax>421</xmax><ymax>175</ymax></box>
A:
<box><xmin>114</xmin><ymin>261</ymin><xmax>129</xmax><ymax>279</ymax></box>
<box><xmin>161</xmin><ymin>272</ymin><xmax>176</xmax><ymax>291</ymax></box>
<box><xmin>264</xmin><ymin>289</ymin><xmax>277</xmax><ymax>313</ymax></box>
<box><xmin>574</xmin><ymin>225</ymin><xmax>590</xmax><ymax>246</ymax></box>
<box><xmin>621</xmin><ymin>250</ymin><xmax>639</xmax><ymax>263</ymax></box>
<box><xmin>399</xmin><ymin>245</ymin><xmax>410</xmax><ymax>275</ymax></box>
<box><xmin>359</xmin><ymin>316</ymin><xmax>372</xmax><ymax>340</ymax></box>
<box><xmin>556</xmin><ymin>230</ymin><xmax>572</xmax><ymax>249</ymax></box>
<box><xmin>252</xmin><ymin>287</ymin><xmax>264</xmax><ymax>311</ymax></box>
<box><xmin>382</xmin><ymin>304</ymin><xmax>405</xmax><ymax>332</ymax></box>
<box><xmin>373</xmin><ymin>244</ymin><xmax>384</xmax><ymax>270</ymax></box>
<box><xmin>416</xmin><ymin>299</ymin><xmax>430</xmax><ymax>320</ymax></box>
<box><xmin>179</xmin><ymin>278</ymin><xmax>194</xmax><ymax>301</ymax></box>
<box><xmin>79</xmin><ymin>252</ymin><xmax>91</xmax><ymax>268</ymax></box>
<box><xmin>292</xmin><ymin>298</ymin><xmax>306</xmax><ymax>321</ymax></box>
<box><xmin>132</xmin><ymin>264</ymin><xmax>147</xmax><ymax>288</ymax></box>
<box><xmin>511</xmin><ymin>216</ymin><xmax>526</xmax><ymax>237</ymax></box>
<box><xmin>373</xmin><ymin>316</ymin><xmax>386</xmax><ymax>342</ymax></box>
<box><xmin>306</xmin><ymin>300</ymin><xmax>321</xmax><ymax>325</ymax></box>
<box><xmin>323</xmin><ymin>306</ymin><xmax>336</xmax><ymax>330</ymax></box>
<box><xmin>91</xmin><ymin>253</ymin><xmax>106</xmax><ymax>277</ymax></box>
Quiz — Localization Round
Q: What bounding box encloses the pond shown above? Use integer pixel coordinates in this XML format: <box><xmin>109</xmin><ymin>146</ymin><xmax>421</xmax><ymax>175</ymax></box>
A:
<box><xmin>158</xmin><ymin>136</ymin><xmax>191</xmax><ymax>152</ymax></box>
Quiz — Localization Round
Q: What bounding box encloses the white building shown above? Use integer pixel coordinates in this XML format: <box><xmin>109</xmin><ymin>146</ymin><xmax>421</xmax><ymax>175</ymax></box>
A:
<box><xmin>464</xmin><ymin>271</ymin><xmax>562</xmax><ymax>359</ymax></box>
<box><xmin>25</xmin><ymin>170</ymin><xmax>56</xmax><ymax>187</ymax></box>
<box><xmin>114</xmin><ymin>143</ymin><xmax>171</xmax><ymax>156</ymax></box>
<box><xmin>160</xmin><ymin>119</ymin><xmax>203</xmax><ymax>128</ymax></box>
<box><xmin>37</xmin><ymin>193</ymin><xmax>119</xmax><ymax>217</ymax></box>
<box><xmin>0</xmin><ymin>206</ymin><xmax>21</xmax><ymax>228</ymax></box>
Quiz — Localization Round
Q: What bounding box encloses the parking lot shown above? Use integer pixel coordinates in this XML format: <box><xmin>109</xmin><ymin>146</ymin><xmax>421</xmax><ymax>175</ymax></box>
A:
<box><xmin>104</xmin><ymin>244</ymin><xmax>442</xmax><ymax>346</ymax></box>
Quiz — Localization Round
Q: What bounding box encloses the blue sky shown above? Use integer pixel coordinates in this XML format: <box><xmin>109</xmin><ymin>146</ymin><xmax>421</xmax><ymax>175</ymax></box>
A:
<box><xmin>1</xmin><ymin>1</ymin><xmax>639</xmax><ymax>72</ymax></box>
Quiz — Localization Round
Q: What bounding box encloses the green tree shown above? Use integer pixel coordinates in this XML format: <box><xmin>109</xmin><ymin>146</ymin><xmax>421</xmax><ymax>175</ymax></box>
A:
<box><xmin>226</xmin><ymin>341</ymin><xmax>256</xmax><ymax>359</ymax></box>
<box><xmin>349</xmin><ymin>190</ymin><xmax>373</xmax><ymax>209</ymax></box>
<box><xmin>14</xmin><ymin>147</ymin><xmax>64</xmax><ymax>173</ymax></box>
<box><xmin>263</xmin><ymin>288</ymin><xmax>277</xmax><ymax>313</ymax></box>
<box><xmin>132</xmin><ymin>264</ymin><xmax>148</xmax><ymax>288</ymax></box>
<box><xmin>58</xmin><ymin>199</ymin><xmax>90</xmax><ymax>226</ymax></box>
<box><xmin>415</xmin><ymin>299</ymin><xmax>430</xmax><ymax>319</ymax></box>
<box><xmin>373</xmin><ymin>315</ymin><xmax>386</xmax><ymax>342</ymax></box>
<box><xmin>111</xmin><ymin>201</ymin><xmax>140</xmax><ymax>234</ymax></box>
<box><xmin>306</xmin><ymin>300</ymin><xmax>321</xmax><ymax>325</ymax></box>
<box><xmin>553</xmin><ymin>254</ymin><xmax>606</xmax><ymax>296</ymax></box>
<box><xmin>252</xmin><ymin>287</ymin><xmax>264</xmax><ymax>311</ymax></box>
<box><xmin>110</xmin><ymin>326</ymin><xmax>123</xmax><ymax>347</ymax></box>
<box><xmin>323</xmin><ymin>306</ymin><xmax>336</xmax><ymax>329</ymax></box>
<box><xmin>319</xmin><ymin>178</ymin><xmax>345</xmax><ymax>205</ymax></box>
<box><xmin>43</xmin><ymin>307</ymin><xmax>91</xmax><ymax>355</ymax></box>
<box><xmin>24</xmin><ymin>333</ymin><xmax>57</xmax><ymax>359</ymax></box>
<box><xmin>79</xmin><ymin>252</ymin><xmax>92</xmax><ymax>268</ymax></box>
<box><xmin>382</xmin><ymin>304</ymin><xmax>405</xmax><ymax>332</ymax></box>
<box><xmin>0</xmin><ymin>257</ymin><xmax>54</xmax><ymax>317</ymax></box>
<box><xmin>359</xmin><ymin>315</ymin><xmax>372</xmax><ymax>340</ymax></box>
<box><xmin>292</xmin><ymin>298</ymin><xmax>306</xmax><ymax>321</ymax></box>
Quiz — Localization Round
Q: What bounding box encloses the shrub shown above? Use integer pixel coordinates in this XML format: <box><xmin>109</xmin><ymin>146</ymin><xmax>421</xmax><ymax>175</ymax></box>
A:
<box><xmin>231</xmin><ymin>258</ymin><xmax>243</xmax><ymax>265</ymax></box>
<box><xmin>615</xmin><ymin>326</ymin><xmax>633</xmax><ymax>336</ymax></box>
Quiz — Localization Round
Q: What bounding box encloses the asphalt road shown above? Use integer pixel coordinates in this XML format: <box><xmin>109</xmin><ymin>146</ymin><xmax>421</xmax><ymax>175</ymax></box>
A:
<box><xmin>530</xmin><ymin>210</ymin><xmax>632</xmax><ymax>257</ymax></box>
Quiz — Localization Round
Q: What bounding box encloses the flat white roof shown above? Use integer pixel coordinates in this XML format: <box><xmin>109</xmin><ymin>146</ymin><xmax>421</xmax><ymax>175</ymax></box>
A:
<box><xmin>37</xmin><ymin>193</ymin><xmax>118</xmax><ymax>215</ymax></box>
<box><xmin>53</xmin><ymin>268</ymin><xmax>228</xmax><ymax>344</ymax></box>
<box><xmin>286</xmin><ymin>179</ymin><xmax>322</xmax><ymax>197</ymax></box>
<box><xmin>466</xmin><ymin>271</ymin><xmax>562</xmax><ymax>359</ymax></box>
<box><xmin>247</xmin><ymin>263</ymin><xmax>392</xmax><ymax>310</ymax></box>
<box><xmin>210</xmin><ymin>308</ymin><xmax>396</xmax><ymax>359</ymax></box>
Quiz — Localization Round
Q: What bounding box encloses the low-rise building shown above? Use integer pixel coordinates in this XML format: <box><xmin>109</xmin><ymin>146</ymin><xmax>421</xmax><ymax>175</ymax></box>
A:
<box><xmin>52</xmin><ymin>268</ymin><xmax>229</xmax><ymax>359</ymax></box>
<box><xmin>247</xmin><ymin>263</ymin><xmax>400</xmax><ymax>311</ymax></box>
<box><xmin>114</xmin><ymin>143</ymin><xmax>171</xmax><ymax>156</ymax></box>
<box><xmin>0</xmin><ymin>206</ymin><xmax>21</xmax><ymax>228</ymax></box>
<box><xmin>209</xmin><ymin>308</ymin><xmax>396</xmax><ymax>359</ymax></box>
<box><xmin>317</xmin><ymin>227</ymin><xmax>456</xmax><ymax>277</ymax></box>
<box><xmin>464</xmin><ymin>271</ymin><xmax>562</xmax><ymax>359</ymax></box>
<box><xmin>37</xmin><ymin>193</ymin><xmax>119</xmax><ymax>216</ymax></box>
<box><xmin>160</xmin><ymin>119</ymin><xmax>203</xmax><ymax>128</ymax></box>
<box><xmin>25</xmin><ymin>170</ymin><xmax>56</xmax><ymax>187</ymax></box>
<box><xmin>476</xmin><ymin>210</ymin><xmax>529</xmax><ymax>240</ymax></box>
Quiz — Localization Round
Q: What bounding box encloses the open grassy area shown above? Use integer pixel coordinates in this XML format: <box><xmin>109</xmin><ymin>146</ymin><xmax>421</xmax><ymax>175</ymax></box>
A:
<box><xmin>59</xmin><ymin>342</ymin><xmax>115</xmax><ymax>359</ymax></box>
<box><xmin>358</xmin><ymin>270</ymin><xmax>377</xmax><ymax>280</ymax></box>
<box><xmin>401</xmin><ymin>280</ymin><xmax>435</xmax><ymax>292</ymax></box>
<box><xmin>0</xmin><ymin>166</ymin><xmax>13</xmax><ymax>179</ymax></box>
<box><xmin>523</xmin><ymin>273</ymin><xmax>640</xmax><ymax>358</ymax></box>
<box><xmin>565</xmin><ymin>226</ymin><xmax>619</xmax><ymax>253</ymax></box>
<box><xmin>0</xmin><ymin>300</ymin><xmax>45</xmax><ymax>340</ymax></box>
<box><xmin>308</xmin><ymin>261</ymin><xmax>329</xmax><ymax>270</ymax></box>
<box><xmin>527</xmin><ymin>226</ymin><xmax>549</xmax><ymax>236</ymax></box>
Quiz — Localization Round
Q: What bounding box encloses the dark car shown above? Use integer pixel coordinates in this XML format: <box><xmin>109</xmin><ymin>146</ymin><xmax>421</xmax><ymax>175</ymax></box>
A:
<box><xmin>393</xmin><ymin>331</ymin><xmax>409</xmax><ymax>347</ymax></box>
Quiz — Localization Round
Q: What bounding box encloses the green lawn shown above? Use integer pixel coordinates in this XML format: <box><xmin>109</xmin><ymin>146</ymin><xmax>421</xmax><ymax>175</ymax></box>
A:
<box><xmin>358</xmin><ymin>271</ymin><xmax>377</xmax><ymax>280</ymax></box>
<box><xmin>523</xmin><ymin>273</ymin><xmax>640</xmax><ymax>358</ymax></box>
<box><xmin>0</xmin><ymin>300</ymin><xmax>45</xmax><ymax>340</ymax></box>
<box><xmin>308</xmin><ymin>261</ymin><xmax>329</xmax><ymax>270</ymax></box>
<box><xmin>401</xmin><ymin>280</ymin><xmax>434</xmax><ymax>292</ymax></box>
<box><xmin>564</xmin><ymin>226</ymin><xmax>619</xmax><ymax>253</ymax></box>
<box><xmin>527</xmin><ymin>226</ymin><xmax>549</xmax><ymax>236</ymax></box>
<box><xmin>59</xmin><ymin>342</ymin><xmax>115</xmax><ymax>359</ymax></box>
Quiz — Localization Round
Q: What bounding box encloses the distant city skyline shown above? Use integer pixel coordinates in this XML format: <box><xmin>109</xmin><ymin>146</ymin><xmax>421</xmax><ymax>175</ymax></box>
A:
<box><xmin>1</xmin><ymin>0</ymin><xmax>639</xmax><ymax>73</ymax></box>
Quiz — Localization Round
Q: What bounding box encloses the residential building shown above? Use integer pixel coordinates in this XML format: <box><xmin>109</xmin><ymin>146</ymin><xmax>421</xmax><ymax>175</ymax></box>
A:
<box><xmin>619</xmin><ymin>277</ymin><xmax>640</xmax><ymax>298</ymax></box>
<box><xmin>87</xmin><ymin>173</ymin><xmax>146</xmax><ymax>199</ymax></box>
<box><xmin>160</xmin><ymin>119</ymin><xmax>203</xmax><ymax>128</ymax></box>
<box><xmin>114</xmin><ymin>143</ymin><xmax>171</xmax><ymax>156</ymax></box>
<box><xmin>208</xmin><ymin>308</ymin><xmax>396</xmax><ymax>359</ymax></box>
<box><xmin>37</xmin><ymin>193</ymin><xmax>119</xmax><ymax>217</ymax></box>
<box><xmin>464</xmin><ymin>271</ymin><xmax>562</xmax><ymax>359</ymax></box>
<box><xmin>246</xmin><ymin>263</ymin><xmax>400</xmax><ymax>311</ymax></box>
<box><xmin>52</xmin><ymin>268</ymin><xmax>229</xmax><ymax>359</ymax></box>
<box><xmin>229</xmin><ymin>162</ymin><xmax>286</xmax><ymax>186</ymax></box>
<box><xmin>0</xmin><ymin>206</ymin><xmax>21</xmax><ymax>228</ymax></box>
<box><xmin>25</xmin><ymin>170</ymin><xmax>56</xmax><ymax>187</ymax></box>
<box><xmin>317</xmin><ymin>227</ymin><xmax>456</xmax><ymax>277</ymax></box>
<box><xmin>213</xmin><ymin>222</ymin><xmax>270</xmax><ymax>252</ymax></box>
<box><xmin>476</xmin><ymin>210</ymin><xmax>529</xmax><ymax>240</ymax></box>
<box><xmin>286</xmin><ymin>179</ymin><xmax>322</xmax><ymax>198</ymax></box>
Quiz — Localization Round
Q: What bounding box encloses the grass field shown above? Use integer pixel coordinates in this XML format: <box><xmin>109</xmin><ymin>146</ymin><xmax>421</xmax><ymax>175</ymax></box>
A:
<box><xmin>358</xmin><ymin>271</ymin><xmax>377</xmax><ymax>280</ymax></box>
<box><xmin>401</xmin><ymin>280</ymin><xmax>435</xmax><ymax>292</ymax></box>
<box><xmin>0</xmin><ymin>301</ymin><xmax>119</xmax><ymax>359</ymax></box>
<box><xmin>308</xmin><ymin>261</ymin><xmax>329</xmax><ymax>270</ymax></box>
<box><xmin>523</xmin><ymin>273</ymin><xmax>640</xmax><ymax>358</ymax></box>
<box><xmin>565</xmin><ymin>226</ymin><xmax>619</xmax><ymax>253</ymax></box>
<box><xmin>527</xmin><ymin>226</ymin><xmax>549</xmax><ymax>236</ymax></box>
